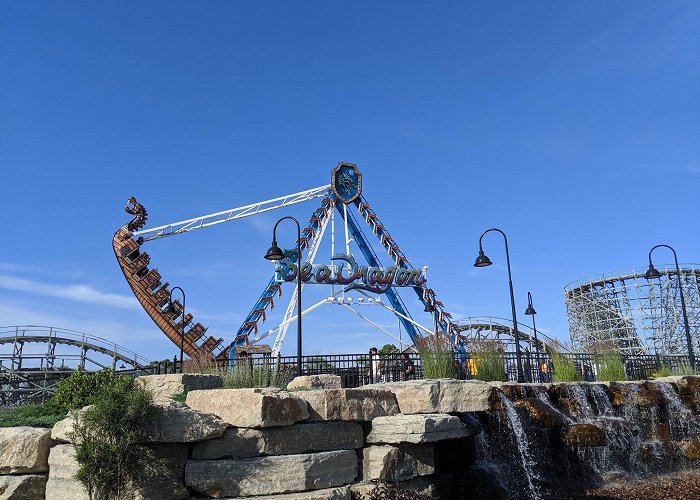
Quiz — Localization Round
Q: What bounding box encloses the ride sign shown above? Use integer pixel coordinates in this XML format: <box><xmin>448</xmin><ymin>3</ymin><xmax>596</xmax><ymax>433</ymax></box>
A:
<box><xmin>275</xmin><ymin>252</ymin><xmax>427</xmax><ymax>294</ymax></box>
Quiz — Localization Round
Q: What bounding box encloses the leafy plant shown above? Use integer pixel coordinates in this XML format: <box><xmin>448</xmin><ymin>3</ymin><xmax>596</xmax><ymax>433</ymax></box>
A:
<box><xmin>415</xmin><ymin>333</ymin><xmax>455</xmax><ymax>379</ymax></box>
<box><xmin>72</xmin><ymin>375</ymin><xmax>154</xmax><ymax>499</ymax></box>
<box><xmin>469</xmin><ymin>340</ymin><xmax>506</xmax><ymax>382</ymax></box>
<box><xmin>51</xmin><ymin>369</ymin><xmax>122</xmax><ymax>413</ymax></box>
<box><xmin>595</xmin><ymin>351</ymin><xmax>626</xmax><ymax>382</ymax></box>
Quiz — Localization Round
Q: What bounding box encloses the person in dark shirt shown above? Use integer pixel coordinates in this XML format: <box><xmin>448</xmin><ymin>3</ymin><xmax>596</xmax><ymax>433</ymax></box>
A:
<box><xmin>402</xmin><ymin>353</ymin><xmax>415</xmax><ymax>380</ymax></box>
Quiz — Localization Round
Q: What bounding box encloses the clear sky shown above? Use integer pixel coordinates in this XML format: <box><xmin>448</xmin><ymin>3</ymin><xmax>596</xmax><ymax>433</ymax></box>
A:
<box><xmin>1</xmin><ymin>1</ymin><xmax>698</xmax><ymax>362</ymax></box>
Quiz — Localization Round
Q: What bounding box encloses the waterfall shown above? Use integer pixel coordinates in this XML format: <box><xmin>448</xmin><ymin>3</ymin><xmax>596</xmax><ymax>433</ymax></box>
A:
<box><xmin>567</xmin><ymin>384</ymin><xmax>594</xmax><ymax>418</ymax></box>
<box><xmin>497</xmin><ymin>391</ymin><xmax>543</xmax><ymax>500</ymax></box>
<box><xmin>655</xmin><ymin>382</ymin><xmax>700</xmax><ymax>440</ymax></box>
<box><xmin>588</xmin><ymin>385</ymin><xmax>613</xmax><ymax>416</ymax></box>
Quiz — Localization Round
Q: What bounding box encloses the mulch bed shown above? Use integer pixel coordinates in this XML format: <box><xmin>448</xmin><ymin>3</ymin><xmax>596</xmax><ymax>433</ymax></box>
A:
<box><xmin>586</xmin><ymin>473</ymin><xmax>700</xmax><ymax>500</ymax></box>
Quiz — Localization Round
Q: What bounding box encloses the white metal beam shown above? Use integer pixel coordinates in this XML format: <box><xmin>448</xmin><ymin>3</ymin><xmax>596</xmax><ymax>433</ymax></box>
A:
<box><xmin>132</xmin><ymin>185</ymin><xmax>331</xmax><ymax>242</ymax></box>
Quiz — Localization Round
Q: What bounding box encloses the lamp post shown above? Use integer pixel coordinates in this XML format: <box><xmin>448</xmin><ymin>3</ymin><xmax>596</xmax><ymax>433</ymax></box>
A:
<box><xmin>265</xmin><ymin>216</ymin><xmax>303</xmax><ymax>376</ymax></box>
<box><xmin>644</xmin><ymin>244</ymin><xmax>695</xmax><ymax>370</ymax></box>
<box><xmin>474</xmin><ymin>228</ymin><xmax>526</xmax><ymax>383</ymax></box>
<box><xmin>164</xmin><ymin>286</ymin><xmax>186</xmax><ymax>373</ymax></box>
<box><xmin>524</xmin><ymin>292</ymin><xmax>541</xmax><ymax>383</ymax></box>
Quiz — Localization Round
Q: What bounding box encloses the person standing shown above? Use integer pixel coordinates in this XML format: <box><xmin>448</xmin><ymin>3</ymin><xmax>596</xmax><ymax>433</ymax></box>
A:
<box><xmin>402</xmin><ymin>352</ymin><xmax>415</xmax><ymax>380</ymax></box>
<box><xmin>368</xmin><ymin>347</ymin><xmax>381</xmax><ymax>383</ymax></box>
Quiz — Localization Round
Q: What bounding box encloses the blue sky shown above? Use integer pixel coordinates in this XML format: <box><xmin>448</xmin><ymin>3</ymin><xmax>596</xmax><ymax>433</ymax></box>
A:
<box><xmin>1</xmin><ymin>1</ymin><xmax>698</xmax><ymax>361</ymax></box>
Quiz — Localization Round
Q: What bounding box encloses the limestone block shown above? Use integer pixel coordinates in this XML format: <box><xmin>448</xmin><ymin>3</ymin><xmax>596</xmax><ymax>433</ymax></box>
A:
<box><xmin>372</xmin><ymin>379</ymin><xmax>493</xmax><ymax>414</ymax></box>
<box><xmin>185</xmin><ymin>450</ymin><xmax>357</xmax><ymax>497</ymax></box>
<box><xmin>51</xmin><ymin>413</ymin><xmax>77</xmax><ymax>444</ymax></box>
<box><xmin>562</xmin><ymin>423</ymin><xmax>607</xmax><ymax>447</ymax></box>
<box><xmin>363</xmin><ymin>444</ymin><xmax>435</xmax><ymax>481</ymax></box>
<box><xmin>293</xmin><ymin>388</ymin><xmax>399</xmax><ymax>421</ymax></box>
<box><xmin>191</xmin><ymin>421</ymin><xmax>363</xmax><ymax>459</ymax></box>
<box><xmin>287</xmin><ymin>375</ymin><xmax>342</xmax><ymax>390</ymax></box>
<box><xmin>144</xmin><ymin>400</ymin><xmax>228</xmax><ymax>443</ymax></box>
<box><xmin>0</xmin><ymin>474</ymin><xmax>47</xmax><ymax>500</ymax></box>
<box><xmin>186</xmin><ymin>388</ymin><xmax>308</xmax><ymax>428</ymax></box>
<box><xmin>129</xmin><ymin>443</ymin><xmax>189</xmax><ymax>500</ymax></box>
<box><xmin>135</xmin><ymin>373</ymin><xmax>223</xmax><ymax>401</ymax></box>
<box><xmin>192</xmin><ymin>486</ymin><xmax>352</xmax><ymax>500</ymax></box>
<box><xmin>514</xmin><ymin>398</ymin><xmax>566</xmax><ymax>427</ymax></box>
<box><xmin>45</xmin><ymin>444</ymin><xmax>89</xmax><ymax>500</ymax></box>
<box><xmin>0</xmin><ymin>427</ymin><xmax>52</xmax><ymax>474</ymax></box>
<box><xmin>367</xmin><ymin>414</ymin><xmax>471</xmax><ymax>444</ymax></box>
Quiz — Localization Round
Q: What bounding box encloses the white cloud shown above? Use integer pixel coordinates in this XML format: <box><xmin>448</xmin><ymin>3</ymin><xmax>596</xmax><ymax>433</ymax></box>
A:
<box><xmin>0</xmin><ymin>275</ymin><xmax>138</xmax><ymax>310</ymax></box>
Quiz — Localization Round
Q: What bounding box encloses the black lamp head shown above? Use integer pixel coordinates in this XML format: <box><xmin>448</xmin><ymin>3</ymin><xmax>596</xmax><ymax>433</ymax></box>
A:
<box><xmin>424</xmin><ymin>302</ymin><xmax>436</xmax><ymax>313</ymax></box>
<box><xmin>163</xmin><ymin>301</ymin><xmax>177</xmax><ymax>314</ymax></box>
<box><xmin>524</xmin><ymin>304</ymin><xmax>536</xmax><ymax>316</ymax></box>
<box><xmin>264</xmin><ymin>241</ymin><xmax>285</xmax><ymax>261</ymax></box>
<box><xmin>474</xmin><ymin>249</ymin><xmax>492</xmax><ymax>268</ymax></box>
<box><xmin>645</xmin><ymin>264</ymin><xmax>662</xmax><ymax>280</ymax></box>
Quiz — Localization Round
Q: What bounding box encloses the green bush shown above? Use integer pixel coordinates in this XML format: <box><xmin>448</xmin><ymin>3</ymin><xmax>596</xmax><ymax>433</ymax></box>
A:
<box><xmin>595</xmin><ymin>351</ymin><xmax>627</xmax><ymax>381</ymax></box>
<box><xmin>51</xmin><ymin>369</ymin><xmax>121</xmax><ymax>413</ymax></box>
<box><xmin>73</xmin><ymin>375</ymin><xmax>154</xmax><ymax>499</ymax></box>
<box><xmin>416</xmin><ymin>333</ymin><xmax>455</xmax><ymax>379</ymax></box>
<box><xmin>550</xmin><ymin>351</ymin><xmax>581</xmax><ymax>382</ymax></box>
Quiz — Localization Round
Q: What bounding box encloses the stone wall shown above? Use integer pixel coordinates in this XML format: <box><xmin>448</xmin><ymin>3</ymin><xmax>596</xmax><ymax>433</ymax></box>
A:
<box><xmin>2</xmin><ymin>374</ymin><xmax>700</xmax><ymax>499</ymax></box>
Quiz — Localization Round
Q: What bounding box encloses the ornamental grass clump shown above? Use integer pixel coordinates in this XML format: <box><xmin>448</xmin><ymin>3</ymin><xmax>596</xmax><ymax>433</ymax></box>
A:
<box><xmin>469</xmin><ymin>340</ymin><xmax>506</xmax><ymax>382</ymax></box>
<box><xmin>221</xmin><ymin>361</ymin><xmax>294</xmax><ymax>389</ymax></box>
<box><xmin>550</xmin><ymin>349</ymin><xmax>581</xmax><ymax>382</ymax></box>
<box><xmin>594</xmin><ymin>351</ymin><xmax>627</xmax><ymax>382</ymax></box>
<box><xmin>415</xmin><ymin>332</ymin><xmax>455</xmax><ymax>379</ymax></box>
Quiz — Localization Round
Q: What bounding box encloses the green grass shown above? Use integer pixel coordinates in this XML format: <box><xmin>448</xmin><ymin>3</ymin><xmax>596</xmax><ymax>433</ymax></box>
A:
<box><xmin>0</xmin><ymin>404</ymin><xmax>66</xmax><ymax>428</ymax></box>
<box><xmin>220</xmin><ymin>363</ymin><xmax>295</xmax><ymax>389</ymax></box>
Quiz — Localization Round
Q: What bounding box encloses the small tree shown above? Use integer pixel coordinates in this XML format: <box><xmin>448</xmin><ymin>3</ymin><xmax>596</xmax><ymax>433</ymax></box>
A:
<box><xmin>72</xmin><ymin>375</ymin><xmax>155</xmax><ymax>499</ymax></box>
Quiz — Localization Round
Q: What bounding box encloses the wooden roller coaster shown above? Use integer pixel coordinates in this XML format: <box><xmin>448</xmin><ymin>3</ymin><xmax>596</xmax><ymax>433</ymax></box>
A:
<box><xmin>112</xmin><ymin>197</ymin><xmax>229</xmax><ymax>361</ymax></box>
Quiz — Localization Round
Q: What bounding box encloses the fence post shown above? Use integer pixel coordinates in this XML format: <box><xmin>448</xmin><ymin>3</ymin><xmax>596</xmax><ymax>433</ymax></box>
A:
<box><xmin>369</xmin><ymin>349</ymin><xmax>375</xmax><ymax>384</ymax></box>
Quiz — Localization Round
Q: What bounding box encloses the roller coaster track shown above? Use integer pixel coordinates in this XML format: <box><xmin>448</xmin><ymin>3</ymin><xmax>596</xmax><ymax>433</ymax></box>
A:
<box><xmin>0</xmin><ymin>325</ymin><xmax>152</xmax><ymax>407</ymax></box>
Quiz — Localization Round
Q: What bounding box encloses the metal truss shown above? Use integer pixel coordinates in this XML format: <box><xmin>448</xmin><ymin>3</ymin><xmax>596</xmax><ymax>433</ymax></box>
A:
<box><xmin>0</xmin><ymin>325</ymin><xmax>151</xmax><ymax>407</ymax></box>
<box><xmin>453</xmin><ymin>316</ymin><xmax>565</xmax><ymax>353</ymax></box>
<box><xmin>564</xmin><ymin>265</ymin><xmax>700</xmax><ymax>356</ymax></box>
<box><xmin>132</xmin><ymin>184</ymin><xmax>331</xmax><ymax>242</ymax></box>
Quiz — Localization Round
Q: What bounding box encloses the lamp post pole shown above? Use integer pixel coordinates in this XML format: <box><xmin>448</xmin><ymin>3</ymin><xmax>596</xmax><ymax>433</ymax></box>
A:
<box><xmin>645</xmin><ymin>244</ymin><xmax>694</xmax><ymax>370</ymax></box>
<box><xmin>525</xmin><ymin>292</ymin><xmax>541</xmax><ymax>383</ymax></box>
<box><xmin>166</xmin><ymin>286</ymin><xmax>186</xmax><ymax>373</ymax></box>
<box><xmin>475</xmin><ymin>228</ymin><xmax>526</xmax><ymax>383</ymax></box>
<box><xmin>265</xmin><ymin>216</ymin><xmax>303</xmax><ymax>376</ymax></box>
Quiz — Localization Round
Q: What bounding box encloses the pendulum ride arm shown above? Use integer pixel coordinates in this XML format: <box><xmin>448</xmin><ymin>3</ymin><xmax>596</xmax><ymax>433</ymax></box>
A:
<box><xmin>132</xmin><ymin>185</ymin><xmax>331</xmax><ymax>242</ymax></box>
<box><xmin>336</xmin><ymin>197</ymin><xmax>423</xmax><ymax>344</ymax></box>
<box><xmin>232</xmin><ymin>195</ymin><xmax>335</xmax><ymax>356</ymax></box>
<box><xmin>354</xmin><ymin>196</ymin><xmax>459</xmax><ymax>343</ymax></box>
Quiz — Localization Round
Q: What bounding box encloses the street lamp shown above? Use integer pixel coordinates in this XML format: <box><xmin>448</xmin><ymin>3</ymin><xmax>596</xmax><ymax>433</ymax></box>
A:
<box><xmin>265</xmin><ymin>216</ymin><xmax>303</xmax><ymax>376</ymax></box>
<box><xmin>164</xmin><ymin>286</ymin><xmax>186</xmax><ymax>373</ymax></box>
<box><xmin>644</xmin><ymin>244</ymin><xmax>695</xmax><ymax>370</ymax></box>
<box><xmin>524</xmin><ymin>291</ymin><xmax>541</xmax><ymax>383</ymax></box>
<box><xmin>474</xmin><ymin>228</ymin><xmax>526</xmax><ymax>383</ymax></box>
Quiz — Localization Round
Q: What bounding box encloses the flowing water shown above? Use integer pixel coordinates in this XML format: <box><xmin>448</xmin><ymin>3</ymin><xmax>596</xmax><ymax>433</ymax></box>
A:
<box><xmin>497</xmin><ymin>391</ymin><xmax>543</xmax><ymax>500</ymax></box>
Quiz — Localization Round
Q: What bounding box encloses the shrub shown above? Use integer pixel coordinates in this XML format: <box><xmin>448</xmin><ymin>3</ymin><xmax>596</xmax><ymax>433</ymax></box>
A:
<box><xmin>595</xmin><ymin>351</ymin><xmax>627</xmax><ymax>381</ymax></box>
<box><xmin>0</xmin><ymin>404</ymin><xmax>66</xmax><ymax>428</ymax></box>
<box><xmin>221</xmin><ymin>359</ymin><xmax>294</xmax><ymax>389</ymax></box>
<box><xmin>415</xmin><ymin>333</ymin><xmax>455</xmax><ymax>379</ymax></box>
<box><xmin>72</xmin><ymin>375</ymin><xmax>154</xmax><ymax>499</ymax></box>
<box><xmin>51</xmin><ymin>369</ymin><xmax>121</xmax><ymax>413</ymax></box>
